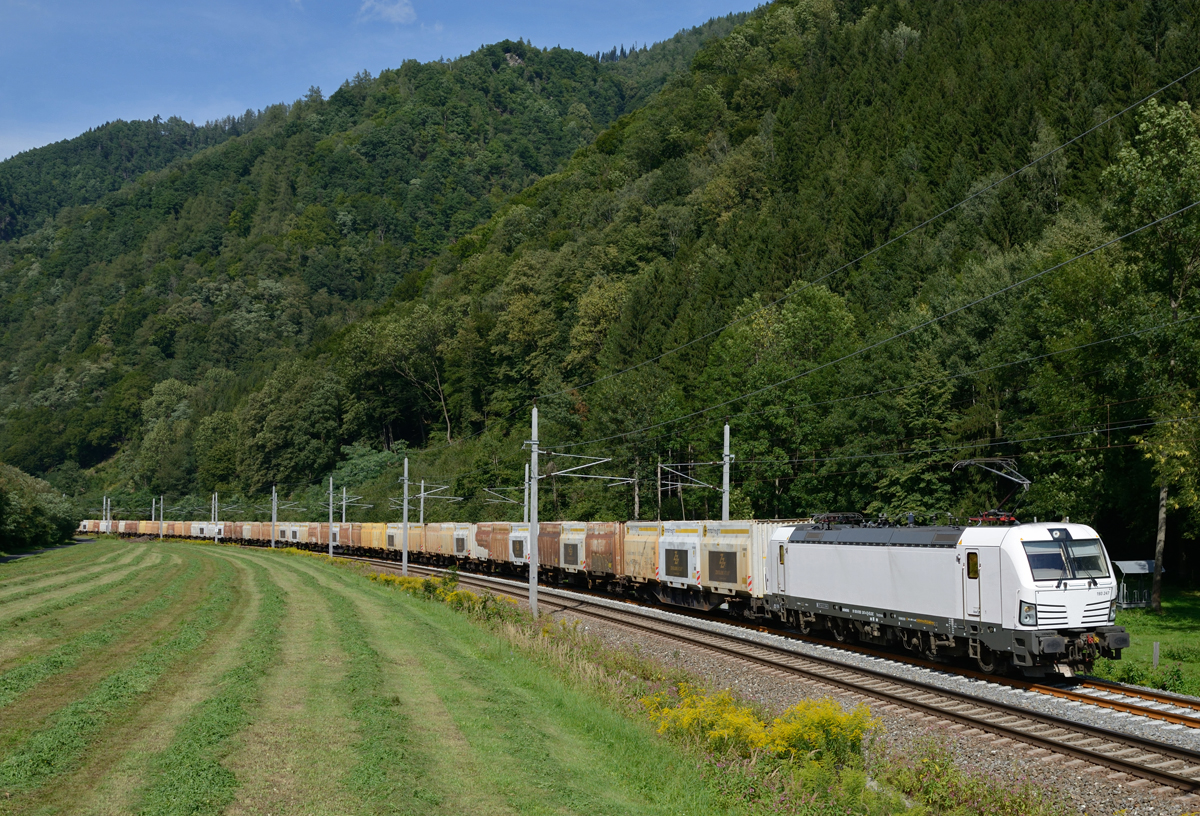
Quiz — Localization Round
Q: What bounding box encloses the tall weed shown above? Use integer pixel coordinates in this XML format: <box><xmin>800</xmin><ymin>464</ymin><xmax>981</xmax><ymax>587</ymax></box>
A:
<box><xmin>881</xmin><ymin>734</ymin><xmax>1071</xmax><ymax>816</ymax></box>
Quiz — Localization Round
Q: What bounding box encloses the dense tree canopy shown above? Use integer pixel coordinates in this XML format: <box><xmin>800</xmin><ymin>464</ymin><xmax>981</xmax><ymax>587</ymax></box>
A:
<box><xmin>2</xmin><ymin>1</ymin><xmax>1200</xmax><ymax>580</ymax></box>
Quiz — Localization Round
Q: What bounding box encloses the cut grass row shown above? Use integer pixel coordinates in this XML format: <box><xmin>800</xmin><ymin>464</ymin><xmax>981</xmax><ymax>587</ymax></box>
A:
<box><xmin>0</xmin><ymin>547</ymin><xmax>162</xmax><ymax>630</ymax></box>
<box><xmin>0</xmin><ymin>543</ymin><xmax>127</xmax><ymax>591</ymax></box>
<box><xmin>0</xmin><ymin>557</ymin><xmax>201</xmax><ymax>709</ymax></box>
<box><xmin>0</xmin><ymin>544</ymin><xmax>148</xmax><ymax>607</ymax></box>
<box><xmin>0</xmin><ymin>555</ymin><xmax>237</xmax><ymax>793</ymax></box>
<box><xmin>133</xmin><ymin>556</ymin><xmax>286</xmax><ymax>816</ymax></box>
<box><xmin>0</xmin><ymin>550</ymin><xmax>189</xmax><ymax>675</ymax></box>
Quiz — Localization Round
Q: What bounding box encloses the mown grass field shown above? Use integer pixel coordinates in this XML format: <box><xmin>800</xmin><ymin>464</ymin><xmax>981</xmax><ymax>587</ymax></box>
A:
<box><xmin>0</xmin><ymin>538</ymin><xmax>734</xmax><ymax>816</ymax></box>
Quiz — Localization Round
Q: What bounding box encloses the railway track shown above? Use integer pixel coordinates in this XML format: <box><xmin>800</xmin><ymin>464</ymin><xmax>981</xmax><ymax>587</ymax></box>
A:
<box><xmin>354</xmin><ymin>556</ymin><xmax>1200</xmax><ymax>795</ymax></box>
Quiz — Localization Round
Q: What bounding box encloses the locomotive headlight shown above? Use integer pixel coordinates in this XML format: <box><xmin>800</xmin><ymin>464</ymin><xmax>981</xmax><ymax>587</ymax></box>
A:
<box><xmin>1019</xmin><ymin>602</ymin><xmax>1038</xmax><ymax>626</ymax></box>
<box><xmin>1109</xmin><ymin>599</ymin><xmax>1118</xmax><ymax>622</ymax></box>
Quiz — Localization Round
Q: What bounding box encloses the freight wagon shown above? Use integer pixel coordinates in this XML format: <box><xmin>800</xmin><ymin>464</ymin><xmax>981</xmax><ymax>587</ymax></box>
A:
<box><xmin>89</xmin><ymin>514</ymin><xmax>1128</xmax><ymax>675</ymax></box>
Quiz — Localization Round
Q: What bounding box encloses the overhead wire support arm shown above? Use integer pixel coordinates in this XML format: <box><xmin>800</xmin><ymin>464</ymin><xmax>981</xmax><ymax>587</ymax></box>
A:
<box><xmin>542</xmin><ymin>451</ymin><xmax>636</xmax><ymax>485</ymax></box>
<box><xmin>482</xmin><ymin>487</ymin><xmax>523</xmax><ymax>505</ymax></box>
<box><xmin>952</xmin><ymin>458</ymin><xmax>1032</xmax><ymax>490</ymax></box>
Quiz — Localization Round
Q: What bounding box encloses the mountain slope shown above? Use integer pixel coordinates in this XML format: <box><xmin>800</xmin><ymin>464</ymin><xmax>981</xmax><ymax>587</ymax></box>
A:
<box><xmin>333</xmin><ymin>0</ymin><xmax>1200</xmax><ymax>561</ymax></box>
<box><xmin>0</xmin><ymin>20</ymin><xmax>745</xmax><ymax>482</ymax></box>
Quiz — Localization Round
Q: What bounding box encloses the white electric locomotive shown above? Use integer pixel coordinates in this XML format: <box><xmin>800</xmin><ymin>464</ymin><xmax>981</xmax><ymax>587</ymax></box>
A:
<box><xmin>761</xmin><ymin>520</ymin><xmax>1130</xmax><ymax>676</ymax></box>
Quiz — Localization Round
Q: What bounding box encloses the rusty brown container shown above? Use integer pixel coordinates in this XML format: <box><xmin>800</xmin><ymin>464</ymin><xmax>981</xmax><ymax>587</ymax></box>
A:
<box><xmin>475</xmin><ymin>522</ymin><xmax>509</xmax><ymax>562</ymax></box>
<box><xmin>349</xmin><ymin>524</ymin><xmax>362</xmax><ymax>547</ymax></box>
<box><xmin>585</xmin><ymin>522</ymin><xmax>624</xmax><ymax>576</ymax></box>
<box><xmin>538</xmin><ymin>522</ymin><xmax>563</xmax><ymax>568</ymax></box>
<box><xmin>308</xmin><ymin>523</ymin><xmax>321</xmax><ymax>545</ymax></box>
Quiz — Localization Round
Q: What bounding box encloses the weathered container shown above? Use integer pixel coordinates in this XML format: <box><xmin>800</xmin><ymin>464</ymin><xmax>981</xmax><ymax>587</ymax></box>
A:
<box><xmin>383</xmin><ymin>522</ymin><xmax>426</xmax><ymax>553</ymax></box>
<box><xmin>304</xmin><ymin>523</ymin><xmax>318</xmax><ymax>544</ymax></box>
<box><xmin>474</xmin><ymin>523</ymin><xmax>508</xmax><ymax>562</ymax></box>
<box><xmin>585</xmin><ymin>521</ymin><xmax>623</xmax><ymax>577</ymax></box>
<box><xmin>659</xmin><ymin>522</ymin><xmax>701</xmax><ymax>588</ymax></box>
<box><xmin>699</xmin><ymin>520</ymin><xmax>772</xmax><ymax>598</ymax></box>
<box><xmin>361</xmin><ymin>523</ymin><xmax>386</xmax><ymax>550</ymax></box>
<box><xmin>424</xmin><ymin>522</ymin><xmax>454</xmax><ymax>556</ymax></box>
<box><xmin>349</xmin><ymin>524</ymin><xmax>362</xmax><ymax>547</ymax></box>
<box><xmin>560</xmin><ymin>523</ymin><xmax>587</xmax><ymax>572</ymax></box>
<box><xmin>538</xmin><ymin>522</ymin><xmax>563</xmax><ymax>569</ymax></box>
<box><xmin>623</xmin><ymin>522</ymin><xmax>660</xmax><ymax>582</ymax></box>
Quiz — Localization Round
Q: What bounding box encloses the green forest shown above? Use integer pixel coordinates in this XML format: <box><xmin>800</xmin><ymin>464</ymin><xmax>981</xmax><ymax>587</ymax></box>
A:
<box><xmin>2</xmin><ymin>1</ymin><xmax>1199</xmax><ymax>576</ymax></box>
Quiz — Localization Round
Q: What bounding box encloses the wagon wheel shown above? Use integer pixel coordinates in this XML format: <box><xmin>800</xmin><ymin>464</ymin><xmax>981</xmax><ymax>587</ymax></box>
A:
<box><xmin>830</xmin><ymin>620</ymin><xmax>848</xmax><ymax>642</ymax></box>
<box><xmin>797</xmin><ymin>614</ymin><xmax>811</xmax><ymax>635</ymax></box>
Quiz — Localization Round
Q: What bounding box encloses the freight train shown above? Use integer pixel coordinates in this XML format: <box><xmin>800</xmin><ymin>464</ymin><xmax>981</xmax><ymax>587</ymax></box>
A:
<box><xmin>82</xmin><ymin>515</ymin><xmax>1130</xmax><ymax>677</ymax></box>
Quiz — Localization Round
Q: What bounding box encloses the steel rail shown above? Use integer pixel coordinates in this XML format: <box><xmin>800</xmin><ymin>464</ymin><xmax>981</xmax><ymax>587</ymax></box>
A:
<box><xmin>369</xmin><ymin>558</ymin><xmax>1200</xmax><ymax>793</ymax></box>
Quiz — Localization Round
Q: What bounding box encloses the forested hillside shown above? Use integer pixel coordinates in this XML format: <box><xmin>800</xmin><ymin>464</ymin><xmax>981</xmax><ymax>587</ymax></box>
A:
<box><xmin>3</xmin><ymin>1</ymin><xmax>1200</xmax><ymax>573</ymax></box>
<box><xmin>0</xmin><ymin>17</ymin><xmax>743</xmax><ymax>482</ymax></box>
<box><xmin>0</xmin><ymin>115</ymin><xmax>260</xmax><ymax>242</ymax></box>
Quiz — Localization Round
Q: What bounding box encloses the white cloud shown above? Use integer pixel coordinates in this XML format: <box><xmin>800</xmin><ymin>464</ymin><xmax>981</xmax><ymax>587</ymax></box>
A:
<box><xmin>359</xmin><ymin>0</ymin><xmax>416</xmax><ymax>24</ymax></box>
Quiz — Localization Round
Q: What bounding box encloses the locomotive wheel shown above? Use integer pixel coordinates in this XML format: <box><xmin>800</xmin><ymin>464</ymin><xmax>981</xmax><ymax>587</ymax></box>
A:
<box><xmin>976</xmin><ymin>645</ymin><xmax>1004</xmax><ymax>674</ymax></box>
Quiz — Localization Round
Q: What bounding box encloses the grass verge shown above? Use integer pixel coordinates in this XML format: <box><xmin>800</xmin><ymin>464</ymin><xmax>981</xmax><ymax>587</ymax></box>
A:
<box><xmin>322</xmin><ymin>555</ymin><xmax>1075</xmax><ymax>816</ymax></box>
<box><xmin>1093</xmin><ymin>585</ymin><xmax>1200</xmax><ymax>695</ymax></box>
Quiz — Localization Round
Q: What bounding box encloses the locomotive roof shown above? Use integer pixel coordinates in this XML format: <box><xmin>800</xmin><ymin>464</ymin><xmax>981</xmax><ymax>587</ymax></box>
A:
<box><xmin>785</xmin><ymin>524</ymin><xmax>966</xmax><ymax>548</ymax></box>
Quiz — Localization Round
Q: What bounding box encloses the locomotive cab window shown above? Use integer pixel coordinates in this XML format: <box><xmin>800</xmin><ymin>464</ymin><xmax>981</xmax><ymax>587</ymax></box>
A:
<box><xmin>1065</xmin><ymin>539</ymin><xmax>1109</xmax><ymax>579</ymax></box>
<box><xmin>966</xmin><ymin>551</ymin><xmax>979</xmax><ymax>579</ymax></box>
<box><xmin>1022</xmin><ymin>539</ymin><xmax>1109</xmax><ymax>581</ymax></box>
<box><xmin>779</xmin><ymin>544</ymin><xmax>785</xmax><ymax>565</ymax></box>
<box><xmin>1022</xmin><ymin>540</ymin><xmax>1069</xmax><ymax>581</ymax></box>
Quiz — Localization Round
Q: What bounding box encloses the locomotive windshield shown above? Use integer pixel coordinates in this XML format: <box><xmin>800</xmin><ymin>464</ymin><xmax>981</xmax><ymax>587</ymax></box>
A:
<box><xmin>1064</xmin><ymin>539</ymin><xmax>1110</xmax><ymax>578</ymax></box>
<box><xmin>1022</xmin><ymin>539</ymin><xmax>1109</xmax><ymax>581</ymax></box>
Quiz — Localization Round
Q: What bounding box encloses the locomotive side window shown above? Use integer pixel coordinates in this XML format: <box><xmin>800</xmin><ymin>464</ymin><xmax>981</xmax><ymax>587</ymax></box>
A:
<box><xmin>966</xmin><ymin>552</ymin><xmax>979</xmax><ymax>579</ymax></box>
<box><xmin>1023</xmin><ymin>541</ymin><xmax>1069</xmax><ymax>580</ymax></box>
<box><xmin>779</xmin><ymin>544</ymin><xmax>785</xmax><ymax>565</ymax></box>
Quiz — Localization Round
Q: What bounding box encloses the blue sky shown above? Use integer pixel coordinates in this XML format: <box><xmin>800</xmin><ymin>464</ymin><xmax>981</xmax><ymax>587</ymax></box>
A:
<box><xmin>0</xmin><ymin>0</ymin><xmax>760</xmax><ymax>160</ymax></box>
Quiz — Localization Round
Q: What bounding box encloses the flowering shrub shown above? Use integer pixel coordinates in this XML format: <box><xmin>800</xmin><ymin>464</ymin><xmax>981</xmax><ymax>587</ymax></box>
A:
<box><xmin>280</xmin><ymin>547</ymin><xmax>356</xmax><ymax>568</ymax></box>
<box><xmin>642</xmin><ymin>683</ymin><xmax>877</xmax><ymax>765</ymax></box>
<box><xmin>767</xmin><ymin>698</ymin><xmax>877</xmax><ymax>763</ymax></box>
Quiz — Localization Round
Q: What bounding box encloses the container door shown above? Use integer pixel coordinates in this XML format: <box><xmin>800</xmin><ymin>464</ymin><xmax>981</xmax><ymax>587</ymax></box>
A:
<box><xmin>964</xmin><ymin>549</ymin><xmax>981</xmax><ymax>619</ymax></box>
